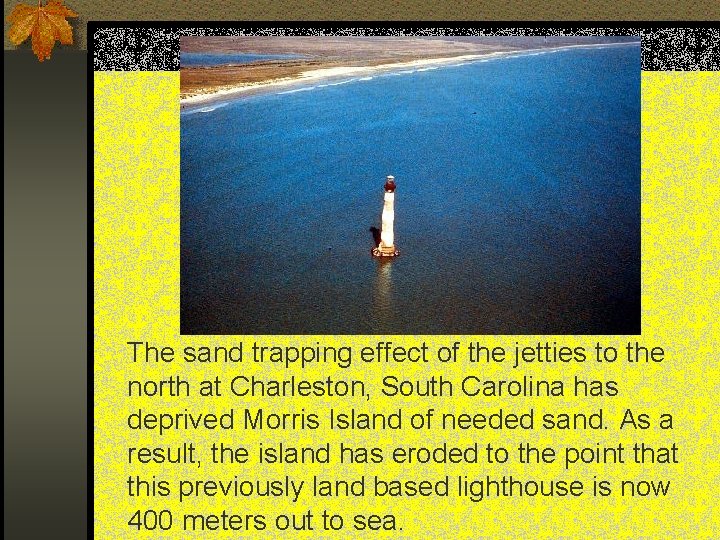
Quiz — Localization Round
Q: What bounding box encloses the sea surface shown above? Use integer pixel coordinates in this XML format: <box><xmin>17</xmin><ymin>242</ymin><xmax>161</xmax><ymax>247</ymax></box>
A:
<box><xmin>181</xmin><ymin>45</ymin><xmax>641</xmax><ymax>334</ymax></box>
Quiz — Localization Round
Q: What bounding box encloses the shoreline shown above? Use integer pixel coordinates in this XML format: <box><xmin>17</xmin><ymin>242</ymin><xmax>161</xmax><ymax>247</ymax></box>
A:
<box><xmin>180</xmin><ymin>41</ymin><xmax>639</xmax><ymax>110</ymax></box>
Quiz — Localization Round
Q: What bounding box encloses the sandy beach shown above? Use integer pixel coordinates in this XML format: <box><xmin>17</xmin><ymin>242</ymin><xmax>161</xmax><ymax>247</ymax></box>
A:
<box><xmin>181</xmin><ymin>54</ymin><xmax>497</xmax><ymax>107</ymax></box>
<box><xmin>180</xmin><ymin>38</ymin><xmax>640</xmax><ymax>109</ymax></box>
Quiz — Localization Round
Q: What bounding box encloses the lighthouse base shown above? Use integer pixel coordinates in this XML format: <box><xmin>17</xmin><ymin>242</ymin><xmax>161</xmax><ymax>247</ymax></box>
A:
<box><xmin>372</xmin><ymin>245</ymin><xmax>400</xmax><ymax>258</ymax></box>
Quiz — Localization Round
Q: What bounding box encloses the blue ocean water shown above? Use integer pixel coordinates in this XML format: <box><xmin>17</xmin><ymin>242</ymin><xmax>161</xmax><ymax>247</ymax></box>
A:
<box><xmin>181</xmin><ymin>45</ymin><xmax>641</xmax><ymax>334</ymax></box>
<box><xmin>180</xmin><ymin>52</ymin><xmax>306</xmax><ymax>67</ymax></box>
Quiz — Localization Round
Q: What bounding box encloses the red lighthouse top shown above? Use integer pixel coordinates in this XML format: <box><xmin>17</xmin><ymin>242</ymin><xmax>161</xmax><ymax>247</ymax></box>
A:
<box><xmin>384</xmin><ymin>175</ymin><xmax>396</xmax><ymax>193</ymax></box>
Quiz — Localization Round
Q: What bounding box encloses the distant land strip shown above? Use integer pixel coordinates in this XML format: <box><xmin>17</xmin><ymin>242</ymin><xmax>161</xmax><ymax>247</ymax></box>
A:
<box><xmin>180</xmin><ymin>36</ymin><xmax>640</xmax><ymax>106</ymax></box>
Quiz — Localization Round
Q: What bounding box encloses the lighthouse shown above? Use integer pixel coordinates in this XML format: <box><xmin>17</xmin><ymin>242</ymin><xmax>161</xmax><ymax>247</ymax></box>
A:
<box><xmin>372</xmin><ymin>175</ymin><xmax>400</xmax><ymax>258</ymax></box>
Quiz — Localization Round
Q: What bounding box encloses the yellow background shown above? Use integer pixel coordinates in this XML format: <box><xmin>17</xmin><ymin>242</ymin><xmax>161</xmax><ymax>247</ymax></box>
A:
<box><xmin>94</xmin><ymin>72</ymin><xmax>719</xmax><ymax>537</ymax></box>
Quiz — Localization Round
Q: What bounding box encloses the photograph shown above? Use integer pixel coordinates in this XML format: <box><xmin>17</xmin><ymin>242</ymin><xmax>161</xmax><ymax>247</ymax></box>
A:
<box><xmin>180</xmin><ymin>34</ymin><xmax>641</xmax><ymax>335</ymax></box>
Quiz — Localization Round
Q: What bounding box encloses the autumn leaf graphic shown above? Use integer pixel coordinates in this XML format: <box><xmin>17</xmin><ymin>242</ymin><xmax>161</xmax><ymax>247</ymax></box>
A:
<box><xmin>6</xmin><ymin>1</ymin><xmax>78</xmax><ymax>61</ymax></box>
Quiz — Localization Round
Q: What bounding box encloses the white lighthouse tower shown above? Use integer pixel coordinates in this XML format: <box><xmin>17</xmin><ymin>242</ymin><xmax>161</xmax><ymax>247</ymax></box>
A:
<box><xmin>372</xmin><ymin>175</ymin><xmax>400</xmax><ymax>258</ymax></box>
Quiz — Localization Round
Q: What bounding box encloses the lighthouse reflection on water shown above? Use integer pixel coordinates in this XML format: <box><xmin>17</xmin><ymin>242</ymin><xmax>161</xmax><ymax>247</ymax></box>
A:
<box><xmin>372</xmin><ymin>258</ymin><xmax>393</xmax><ymax>328</ymax></box>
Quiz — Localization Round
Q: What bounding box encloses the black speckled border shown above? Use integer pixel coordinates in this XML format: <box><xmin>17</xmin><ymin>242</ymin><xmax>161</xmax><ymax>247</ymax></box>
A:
<box><xmin>89</xmin><ymin>23</ymin><xmax>719</xmax><ymax>72</ymax></box>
